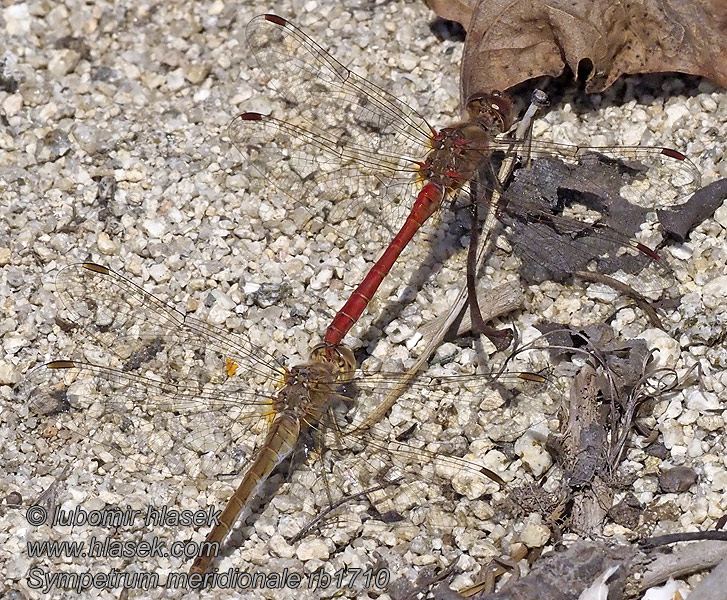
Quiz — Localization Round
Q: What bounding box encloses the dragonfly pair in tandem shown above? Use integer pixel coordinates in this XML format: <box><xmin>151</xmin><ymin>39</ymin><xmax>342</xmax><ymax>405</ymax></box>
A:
<box><xmin>20</xmin><ymin>13</ymin><xmax>701</xmax><ymax>579</ymax></box>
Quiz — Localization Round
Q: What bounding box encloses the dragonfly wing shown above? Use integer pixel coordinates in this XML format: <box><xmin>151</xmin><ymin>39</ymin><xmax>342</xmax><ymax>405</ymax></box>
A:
<box><xmin>237</xmin><ymin>14</ymin><xmax>434</xmax><ymax>236</ymax></box>
<box><xmin>55</xmin><ymin>263</ymin><xmax>284</xmax><ymax>381</ymax></box>
<box><xmin>291</xmin><ymin>370</ymin><xmax>549</xmax><ymax>537</ymax></box>
<box><xmin>16</xmin><ymin>263</ymin><xmax>285</xmax><ymax>481</ymax></box>
<box><xmin>229</xmin><ymin>113</ymin><xmax>420</xmax><ymax>233</ymax></box>
<box><xmin>246</xmin><ymin>15</ymin><xmax>433</xmax><ymax>158</ymax></box>
<box><xmin>18</xmin><ymin>359</ymin><xmax>271</xmax><ymax>481</ymax></box>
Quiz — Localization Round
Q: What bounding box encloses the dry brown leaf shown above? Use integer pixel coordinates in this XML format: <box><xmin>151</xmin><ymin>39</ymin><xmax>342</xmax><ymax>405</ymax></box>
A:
<box><xmin>426</xmin><ymin>0</ymin><xmax>727</xmax><ymax>98</ymax></box>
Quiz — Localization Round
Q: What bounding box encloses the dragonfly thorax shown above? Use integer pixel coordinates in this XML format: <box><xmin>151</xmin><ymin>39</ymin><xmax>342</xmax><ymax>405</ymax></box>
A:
<box><xmin>275</xmin><ymin>345</ymin><xmax>356</xmax><ymax>423</ymax></box>
<box><xmin>421</xmin><ymin>124</ymin><xmax>492</xmax><ymax>193</ymax></box>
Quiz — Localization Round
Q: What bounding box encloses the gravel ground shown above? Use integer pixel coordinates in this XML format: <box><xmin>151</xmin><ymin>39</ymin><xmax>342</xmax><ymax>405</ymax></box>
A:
<box><xmin>1</xmin><ymin>1</ymin><xmax>726</xmax><ymax>599</ymax></box>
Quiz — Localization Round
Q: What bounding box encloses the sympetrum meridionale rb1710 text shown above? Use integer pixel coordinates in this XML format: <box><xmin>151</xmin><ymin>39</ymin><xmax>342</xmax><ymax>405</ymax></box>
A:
<box><xmin>18</xmin><ymin>263</ymin><xmax>548</xmax><ymax>579</ymax></box>
<box><xmin>233</xmin><ymin>15</ymin><xmax>700</xmax><ymax>350</ymax></box>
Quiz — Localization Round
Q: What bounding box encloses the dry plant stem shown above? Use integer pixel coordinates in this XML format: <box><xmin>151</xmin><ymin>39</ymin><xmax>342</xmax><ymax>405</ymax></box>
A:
<box><xmin>358</xmin><ymin>92</ymin><xmax>546</xmax><ymax>431</ymax></box>
<box><xmin>640</xmin><ymin>540</ymin><xmax>727</xmax><ymax>590</ymax></box>
<box><xmin>564</xmin><ymin>364</ymin><xmax>611</xmax><ymax>536</ymax></box>
<box><xmin>467</xmin><ymin>184</ymin><xmax>514</xmax><ymax>349</ymax></box>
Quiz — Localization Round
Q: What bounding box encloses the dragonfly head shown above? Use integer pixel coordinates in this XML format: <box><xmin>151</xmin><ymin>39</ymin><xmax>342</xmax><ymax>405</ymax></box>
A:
<box><xmin>465</xmin><ymin>91</ymin><xmax>514</xmax><ymax>134</ymax></box>
<box><xmin>308</xmin><ymin>343</ymin><xmax>356</xmax><ymax>380</ymax></box>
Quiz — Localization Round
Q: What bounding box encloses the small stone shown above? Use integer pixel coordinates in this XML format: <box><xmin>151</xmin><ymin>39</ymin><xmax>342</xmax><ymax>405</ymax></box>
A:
<box><xmin>3</xmin><ymin>335</ymin><xmax>24</xmax><ymax>355</ymax></box>
<box><xmin>2</xmin><ymin>93</ymin><xmax>23</xmax><ymax>117</ymax></box>
<box><xmin>4</xmin><ymin>491</ymin><xmax>22</xmax><ymax>506</ymax></box>
<box><xmin>0</xmin><ymin>360</ymin><xmax>18</xmax><ymax>385</ymax></box>
<box><xmin>166</xmin><ymin>69</ymin><xmax>185</xmax><ymax>91</ymax></box>
<box><xmin>519</xmin><ymin>522</ymin><xmax>550</xmax><ymax>548</ymax></box>
<box><xmin>73</xmin><ymin>123</ymin><xmax>99</xmax><ymax>155</ymax></box>
<box><xmin>206</xmin><ymin>303</ymin><xmax>232</xmax><ymax>326</ymax></box>
<box><xmin>645</xmin><ymin>440</ymin><xmax>669</xmax><ymax>460</ymax></box>
<box><xmin>148</xmin><ymin>263</ymin><xmax>170</xmax><ymax>283</ymax></box>
<box><xmin>702</xmin><ymin>275</ymin><xmax>727</xmax><ymax>310</ymax></box>
<box><xmin>309</xmin><ymin>268</ymin><xmax>332</xmax><ymax>291</ymax></box>
<box><xmin>48</xmin><ymin>49</ymin><xmax>81</xmax><ymax>77</ymax></box>
<box><xmin>685</xmin><ymin>389</ymin><xmax>720</xmax><ymax>411</ymax></box>
<box><xmin>250</xmin><ymin>282</ymin><xmax>290</xmax><ymax>308</ymax></box>
<box><xmin>142</xmin><ymin>219</ymin><xmax>165</xmax><ymax>238</ymax></box>
<box><xmin>398</xmin><ymin>53</ymin><xmax>418</xmax><ymax>72</ymax></box>
<box><xmin>267</xmin><ymin>534</ymin><xmax>295</xmax><ymax>558</ymax></box>
<box><xmin>208</xmin><ymin>0</ymin><xmax>224</xmax><ymax>15</ymax></box>
<box><xmin>659</xmin><ymin>466</ymin><xmax>698</xmax><ymax>493</ymax></box>
<box><xmin>715</xmin><ymin>204</ymin><xmax>727</xmax><ymax>229</ymax></box>
<box><xmin>635</xmin><ymin>329</ymin><xmax>679</xmax><ymax>369</ymax></box>
<box><xmin>295</xmin><ymin>538</ymin><xmax>329</xmax><ymax>561</ymax></box>
<box><xmin>0</xmin><ymin>247</ymin><xmax>11</xmax><ymax>266</ymax></box>
<box><xmin>36</xmin><ymin>130</ymin><xmax>72</xmax><ymax>162</ymax></box>
<box><xmin>608</xmin><ymin>493</ymin><xmax>641</xmax><ymax>529</ymax></box>
<box><xmin>664</xmin><ymin>103</ymin><xmax>689</xmax><ymax>126</ymax></box>
<box><xmin>4</xmin><ymin>3</ymin><xmax>30</xmax><ymax>35</ymax></box>
<box><xmin>5</xmin><ymin>267</ymin><xmax>23</xmax><ymax>288</ymax></box>
<box><xmin>184</xmin><ymin>63</ymin><xmax>210</xmax><ymax>84</ymax></box>
<box><xmin>514</xmin><ymin>427</ymin><xmax>552</xmax><ymax>477</ymax></box>
<box><xmin>96</xmin><ymin>232</ymin><xmax>118</xmax><ymax>255</ymax></box>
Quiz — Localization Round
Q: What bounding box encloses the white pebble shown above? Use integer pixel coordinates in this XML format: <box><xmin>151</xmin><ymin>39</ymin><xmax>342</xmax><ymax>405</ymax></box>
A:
<box><xmin>148</xmin><ymin>263</ymin><xmax>170</xmax><ymax>283</ymax></box>
<box><xmin>48</xmin><ymin>49</ymin><xmax>80</xmax><ymax>77</ymax></box>
<box><xmin>184</xmin><ymin>63</ymin><xmax>209</xmax><ymax>84</ymax></box>
<box><xmin>635</xmin><ymin>329</ymin><xmax>679</xmax><ymax>369</ymax></box>
<box><xmin>514</xmin><ymin>426</ymin><xmax>552</xmax><ymax>477</ymax></box>
<box><xmin>519</xmin><ymin>522</ymin><xmax>550</xmax><ymax>548</ymax></box>
<box><xmin>714</xmin><ymin>204</ymin><xmax>727</xmax><ymax>229</ymax></box>
<box><xmin>664</xmin><ymin>103</ymin><xmax>689</xmax><ymax>126</ymax></box>
<box><xmin>208</xmin><ymin>0</ymin><xmax>224</xmax><ymax>15</ymax></box>
<box><xmin>142</xmin><ymin>219</ymin><xmax>166</xmax><ymax>238</ymax></box>
<box><xmin>267</xmin><ymin>534</ymin><xmax>295</xmax><ymax>558</ymax></box>
<box><xmin>96</xmin><ymin>232</ymin><xmax>118</xmax><ymax>255</ymax></box>
<box><xmin>0</xmin><ymin>360</ymin><xmax>18</xmax><ymax>385</ymax></box>
<box><xmin>4</xmin><ymin>3</ymin><xmax>30</xmax><ymax>35</ymax></box>
<box><xmin>295</xmin><ymin>538</ymin><xmax>329</xmax><ymax>561</ymax></box>
<box><xmin>663</xmin><ymin>396</ymin><xmax>683</xmax><ymax>420</ymax></box>
<box><xmin>702</xmin><ymin>275</ymin><xmax>727</xmax><ymax>310</ymax></box>
<box><xmin>685</xmin><ymin>389</ymin><xmax>720</xmax><ymax>411</ymax></box>
<box><xmin>166</xmin><ymin>69</ymin><xmax>185</xmax><ymax>91</ymax></box>
<box><xmin>2</xmin><ymin>93</ymin><xmax>23</xmax><ymax>117</ymax></box>
<box><xmin>206</xmin><ymin>303</ymin><xmax>231</xmax><ymax>326</ymax></box>
<box><xmin>3</xmin><ymin>335</ymin><xmax>25</xmax><ymax>355</ymax></box>
<box><xmin>309</xmin><ymin>268</ymin><xmax>332</xmax><ymax>291</ymax></box>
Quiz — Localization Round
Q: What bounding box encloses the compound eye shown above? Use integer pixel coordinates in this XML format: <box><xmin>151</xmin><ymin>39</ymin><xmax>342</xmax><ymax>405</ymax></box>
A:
<box><xmin>465</xmin><ymin>91</ymin><xmax>514</xmax><ymax>132</ymax></box>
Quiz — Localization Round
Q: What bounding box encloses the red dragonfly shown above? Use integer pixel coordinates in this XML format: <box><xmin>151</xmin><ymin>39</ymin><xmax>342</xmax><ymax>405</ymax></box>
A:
<box><xmin>233</xmin><ymin>15</ymin><xmax>700</xmax><ymax>352</ymax></box>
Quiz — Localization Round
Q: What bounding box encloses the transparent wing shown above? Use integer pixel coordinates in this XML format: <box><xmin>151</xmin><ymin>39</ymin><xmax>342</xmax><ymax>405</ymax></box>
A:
<box><xmin>20</xmin><ymin>360</ymin><xmax>272</xmax><ymax>480</ymax></box>
<box><xmin>17</xmin><ymin>262</ymin><xmax>289</xmax><ymax>480</ymax></box>
<box><xmin>245</xmin><ymin>14</ymin><xmax>432</xmax><ymax>158</ymax></box>
<box><xmin>236</xmin><ymin>14</ymin><xmax>435</xmax><ymax>236</ymax></box>
<box><xmin>229</xmin><ymin>112</ymin><xmax>421</xmax><ymax>234</ymax></box>
<box><xmin>288</xmin><ymin>368</ymin><xmax>551</xmax><ymax>539</ymax></box>
<box><xmin>55</xmin><ymin>263</ymin><xmax>284</xmax><ymax>381</ymax></box>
